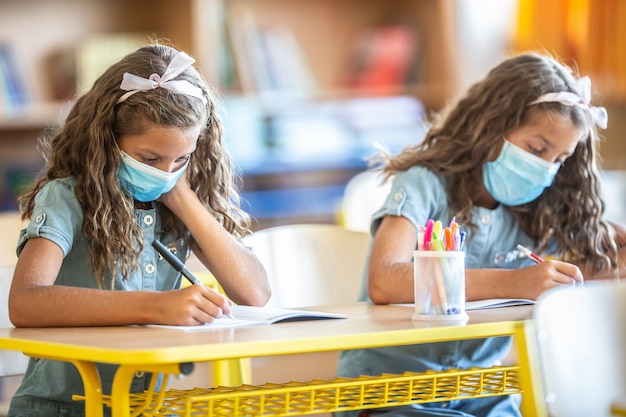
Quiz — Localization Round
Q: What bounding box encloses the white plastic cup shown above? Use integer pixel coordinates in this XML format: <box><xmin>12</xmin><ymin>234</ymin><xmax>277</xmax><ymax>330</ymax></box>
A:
<box><xmin>412</xmin><ymin>250</ymin><xmax>468</xmax><ymax>322</ymax></box>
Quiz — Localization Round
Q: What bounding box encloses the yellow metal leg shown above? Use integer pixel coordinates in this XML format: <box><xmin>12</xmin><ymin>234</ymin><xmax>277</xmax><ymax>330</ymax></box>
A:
<box><xmin>212</xmin><ymin>358</ymin><xmax>251</xmax><ymax>386</ymax></box>
<box><xmin>110</xmin><ymin>365</ymin><xmax>137</xmax><ymax>417</ymax></box>
<box><xmin>70</xmin><ymin>360</ymin><xmax>104</xmax><ymax>417</ymax></box>
<box><xmin>515</xmin><ymin>321</ymin><xmax>548</xmax><ymax>417</ymax></box>
<box><xmin>111</xmin><ymin>363</ymin><xmax>190</xmax><ymax>417</ymax></box>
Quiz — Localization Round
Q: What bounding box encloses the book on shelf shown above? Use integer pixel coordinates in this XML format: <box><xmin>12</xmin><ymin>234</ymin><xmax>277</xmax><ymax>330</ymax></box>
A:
<box><xmin>344</xmin><ymin>21</ymin><xmax>421</xmax><ymax>91</ymax></box>
<box><xmin>0</xmin><ymin>166</ymin><xmax>39</xmax><ymax>211</ymax></box>
<box><xmin>147</xmin><ymin>304</ymin><xmax>347</xmax><ymax>331</ymax></box>
<box><xmin>224</xmin><ymin>3</ymin><xmax>315</xmax><ymax>95</ymax></box>
<box><xmin>224</xmin><ymin>3</ymin><xmax>260</xmax><ymax>94</ymax></box>
<box><xmin>76</xmin><ymin>33</ymin><xmax>149</xmax><ymax>96</ymax></box>
<box><xmin>259</xmin><ymin>25</ymin><xmax>316</xmax><ymax>94</ymax></box>
<box><xmin>0</xmin><ymin>42</ymin><xmax>29</xmax><ymax>114</ymax></box>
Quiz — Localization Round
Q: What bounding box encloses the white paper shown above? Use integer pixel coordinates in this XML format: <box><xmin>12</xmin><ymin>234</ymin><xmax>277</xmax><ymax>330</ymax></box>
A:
<box><xmin>146</xmin><ymin>305</ymin><xmax>347</xmax><ymax>331</ymax></box>
<box><xmin>465</xmin><ymin>298</ymin><xmax>535</xmax><ymax>311</ymax></box>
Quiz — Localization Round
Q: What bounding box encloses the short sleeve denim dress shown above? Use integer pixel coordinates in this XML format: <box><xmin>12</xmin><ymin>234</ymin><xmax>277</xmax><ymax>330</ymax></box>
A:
<box><xmin>8</xmin><ymin>178</ymin><xmax>189</xmax><ymax>417</ymax></box>
<box><xmin>336</xmin><ymin>166</ymin><xmax>540</xmax><ymax>417</ymax></box>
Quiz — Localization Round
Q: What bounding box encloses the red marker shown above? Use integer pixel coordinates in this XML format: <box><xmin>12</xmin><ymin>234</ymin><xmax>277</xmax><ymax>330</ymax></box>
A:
<box><xmin>516</xmin><ymin>244</ymin><xmax>544</xmax><ymax>264</ymax></box>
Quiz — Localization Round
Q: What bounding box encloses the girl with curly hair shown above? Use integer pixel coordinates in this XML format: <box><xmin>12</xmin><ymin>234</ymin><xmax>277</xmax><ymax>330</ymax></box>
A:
<box><xmin>8</xmin><ymin>43</ymin><xmax>270</xmax><ymax>416</ymax></box>
<box><xmin>336</xmin><ymin>52</ymin><xmax>625</xmax><ymax>417</ymax></box>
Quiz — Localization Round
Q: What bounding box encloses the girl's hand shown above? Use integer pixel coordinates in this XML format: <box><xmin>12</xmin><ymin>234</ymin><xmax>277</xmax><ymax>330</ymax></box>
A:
<box><xmin>156</xmin><ymin>170</ymin><xmax>271</xmax><ymax>308</ymax></box>
<box><xmin>155</xmin><ymin>284</ymin><xmax>234</xmax><ymax>326</ymax></box>
<box><xmin>158</xmin><ymin>173</ymin><xmax>196</xmax><ymax>215</ymax></box>
<box><xmin>509</xmin><ymin>260</ymin><xmax>584</xmax><ymax>300</ymax></box>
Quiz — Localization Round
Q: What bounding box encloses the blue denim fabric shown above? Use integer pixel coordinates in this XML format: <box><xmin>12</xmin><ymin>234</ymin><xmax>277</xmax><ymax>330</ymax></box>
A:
<box><xmin>336</xmin><ymin>166</ymin><xmax>543</xmax><ymax>417</ymax></box>
<box><xmin>8</xmin><ymin>177</ymin><xmax>188</xmax><ymax>416</ymax></box>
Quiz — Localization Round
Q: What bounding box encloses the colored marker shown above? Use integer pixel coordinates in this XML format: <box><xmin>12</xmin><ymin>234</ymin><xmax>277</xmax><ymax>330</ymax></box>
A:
<box><xmin>417</xmin><ymin>226</ymin><xmax>425</xmax><ymax>251</ymax></box>
<box><xmin>443</xmin><ymin>227</ymin><xmax>453</xmax><ymax>251</ymax></box>
<box><xmin>423</xmin><ymin>219</ymin><xmax>434</xmax><ymax>250</ymax></box>
<box><xmin>516</xmin><ymin>244</ymin><xmax>544</xmax><ymax>264</ymax></box>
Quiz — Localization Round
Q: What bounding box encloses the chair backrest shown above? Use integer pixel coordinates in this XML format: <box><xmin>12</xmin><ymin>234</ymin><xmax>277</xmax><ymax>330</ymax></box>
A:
<box><xmin>600</xmin><ymin>170</ymin><xmax>626</xmax><ymax>225</ymax></box>
<box><xmin>243</xmin><ymin>224</ymin><xmax>370</xmax><ymax>308</ymax></box>
<box><xmin>0</xmin><ymin>265</ymin><xmax>29</xmax><ymax>377</ymax></box>
<box><xmin>532</xmin><ymin>280</ymin><xmax>626</xmax><ymax>417</ymax></box>
<box><xmin>0</xmin><ymin>212</ymin><xmax>24</xmax><ymax>267</ymax></box>
<box><xmin>0</xmin><ymin>212</ymin><xmax>30</xmax><ymax>377</ymax></box>
<box><xmin>338</xmin><ymin>170</ymin><xmax>392</xmax><ymax>233</ymax></box>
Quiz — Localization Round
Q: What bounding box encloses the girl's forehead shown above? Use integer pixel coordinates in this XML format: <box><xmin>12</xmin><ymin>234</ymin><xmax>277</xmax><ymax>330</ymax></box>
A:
<box><xmin>525</xmin><ymin>108</ymin><xmax>587</xmax><ymax>137</ymax></box>
<box><xmin>119</xmin><ymin>125</ymin><xmax>200</xmax><ymax>154</ymax></box>
<box><xmin>526</xmin><ymin>108</ymin><xmax>591</xmax><ymax>132</ymax></box>
<box><xmin>516</xmin><ymin>110</ymin><xmax>586</xmax><ymax>153</ymax></box>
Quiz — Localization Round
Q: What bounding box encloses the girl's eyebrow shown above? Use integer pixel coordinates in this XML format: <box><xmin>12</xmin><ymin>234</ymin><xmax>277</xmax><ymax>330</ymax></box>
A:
<box><xmin>136</xmin><ymin>147</ymin><xmax>196</xmax><ymax>159</ymax></box>
<box><xmin>539</xmin><ymin>135</ymin><xmax>575</xmax><ymax>159</ymax></box>
<box><xmin>538</xmin><ymin>135</ymin><xmax>553</xmax><ymax>148</ymax></box>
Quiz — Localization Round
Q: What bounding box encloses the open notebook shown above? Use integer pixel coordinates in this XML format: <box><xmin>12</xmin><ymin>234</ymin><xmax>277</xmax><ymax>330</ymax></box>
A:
<box><xmin>147</xmin><ymin>305</ymin><xmax>347</xmax><ymax>331</ymax></box>
<box><xmin>395</xmin><ymin>298</ymin><xmax>535</xmax><ymax>311</ymax></box>
<box><xmin>465</xmin><ymin>298</ymin><xmax>535</xmax><ymax>311</ymax></box>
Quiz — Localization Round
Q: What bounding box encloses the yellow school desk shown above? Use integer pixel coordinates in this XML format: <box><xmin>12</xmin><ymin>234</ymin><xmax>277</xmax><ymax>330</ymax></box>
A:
<box><xmin>0</xmin><ymin>303</ymin><xmax>543</xmax><ymax>417</ymax></box>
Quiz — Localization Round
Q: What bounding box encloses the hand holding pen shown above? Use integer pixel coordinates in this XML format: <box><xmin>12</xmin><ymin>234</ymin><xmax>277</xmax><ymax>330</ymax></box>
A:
<box><xmin>516</xmin><ymin>243</ymin><xmax>584</xmax><ymax>286</ymax></box>
<box><xmin>152</xmin><ymin>240</ymin><xmax>235</xmax><ymax>320</ymax></box>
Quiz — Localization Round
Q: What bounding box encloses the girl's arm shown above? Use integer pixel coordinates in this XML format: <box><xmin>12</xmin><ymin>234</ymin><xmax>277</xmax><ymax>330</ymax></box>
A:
<box><xmin>160</xmin><ymin>181</ymin><xmax>270</xmax><ymax>307</ymax></box>
<box><xmin>367</xmin><ymin>215</ymin><xmax>583</xmax><ymax>305</ymax></box>
<box><xmin>367</xmin><ymin>215</ymin><xmax>416</xmax><ymax>304</ymax></box>
<box><xmin>9</xmin><ymin>237</ymin><xmax>236</xmax><ymax>327</ymax></box>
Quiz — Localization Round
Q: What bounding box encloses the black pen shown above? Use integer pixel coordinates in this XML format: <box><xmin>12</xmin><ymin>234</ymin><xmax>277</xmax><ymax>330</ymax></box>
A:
<box><xmin>151</xmin><ymin>240</ymin><xmax>234</xmax><ymax>319</ymax></box>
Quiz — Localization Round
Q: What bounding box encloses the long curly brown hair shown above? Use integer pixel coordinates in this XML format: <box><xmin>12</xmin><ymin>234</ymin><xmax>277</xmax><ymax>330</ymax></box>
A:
<box><xmin>376</xmin><ymin>52</ymin><xmax>618</xmax><ymax>275</ymax></box>
<box><xmin>19</xmin><ymin>43</ymin><xmax>252</xmax><ymax>288</ymax></box>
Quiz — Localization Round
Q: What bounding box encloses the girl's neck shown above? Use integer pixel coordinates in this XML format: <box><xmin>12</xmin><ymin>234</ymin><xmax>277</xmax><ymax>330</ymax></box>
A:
<box><xmin>474</xmin><ymin>187</ymin><xmax>499</xmax><ymax>210</ymax></box>
<box><xmin>133</xmin><ymin>201</ymin><xmax>155</xmax><ymax>210</ymax></box>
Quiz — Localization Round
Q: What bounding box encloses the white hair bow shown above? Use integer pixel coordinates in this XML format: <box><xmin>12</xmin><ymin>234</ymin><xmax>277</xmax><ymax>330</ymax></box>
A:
<box><xmin>530</xmin><ymin>76</ymin><xmax>608</xmax><ymax>129</ymax></box>
<box><xmin>117</xmin><ymin>52</ymin><xmax>206</xmax><ymax>104</ymax></box>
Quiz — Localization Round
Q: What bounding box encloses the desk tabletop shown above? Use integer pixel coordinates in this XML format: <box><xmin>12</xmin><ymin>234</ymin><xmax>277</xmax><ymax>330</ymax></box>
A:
<box><xmin>0</xmin><ymin>303</ymin><xmax>532</xmax><ymax>366</ymax></box>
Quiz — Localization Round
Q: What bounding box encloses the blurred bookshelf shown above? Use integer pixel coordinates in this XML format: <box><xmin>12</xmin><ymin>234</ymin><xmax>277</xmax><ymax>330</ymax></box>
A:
<box><xmin>0</xmin><ymin>0</ymin><xmax>459</xmax><ymax>225</ymax></box>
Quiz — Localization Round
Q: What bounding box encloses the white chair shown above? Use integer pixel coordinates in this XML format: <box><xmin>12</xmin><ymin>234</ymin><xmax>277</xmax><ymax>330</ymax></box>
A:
<box><xmin>170</xmin><ymin>224</ymin><xmax>371</xmax><ymax>393</ymax></box>
<box><xmin>242</xmin><ymin>223</ymin><xmax>371</xmax><ymax>388</ymax></box>
<box><xmin>0</xmin><ymin>266</ymin><xmax>29</xmax><ymax>415</ymax></box>
<box><xmin>243</xmin><ymin>223</ymin><xmax>370</xmax><ymax>308</ymax></box>
<box><xmin>531</xmin><ymin>280</ymin><xmax>626</xmax><ymax>417</ymax></box>
<box><xmin>0</xmin><ymin>213</ymin><xmax>28</xmax><ymax>415</ymax></box>
<box><xmin>600</xmin><ymin>170</ymin><xmax>626</xmax><ymax>225</ymax></box>
<box><xmin>338</xmin><ymin>170</ymin><xmax>392</xmax><ymax>233</ymax></box>
<box><xmin>0</xmin><ymin>212</ymin><xmax>25</xmax><ymax>267</ymax></box>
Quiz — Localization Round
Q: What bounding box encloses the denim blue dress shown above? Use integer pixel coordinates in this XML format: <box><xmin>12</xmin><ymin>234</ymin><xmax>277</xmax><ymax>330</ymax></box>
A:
<box><xmin>336</xmin><ymin>166</ymin><xmax>540</xmax><ymax>417</ymax></box>
<box><xmin>8</xmin><ymin>178</ymin><xmax>189</xmax><ymax>417</ymax></box>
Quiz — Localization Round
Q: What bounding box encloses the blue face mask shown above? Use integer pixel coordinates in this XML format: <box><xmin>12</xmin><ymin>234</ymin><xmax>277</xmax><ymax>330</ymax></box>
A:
<box><xmin>483</xmin><ymin>140</ymin><xmax>561</xmax><ymax>206</ymax></box>
<box><xmin>117</xmin><ymin>150</ymin><xmax>189</xmax><ymax>202</ymax></box>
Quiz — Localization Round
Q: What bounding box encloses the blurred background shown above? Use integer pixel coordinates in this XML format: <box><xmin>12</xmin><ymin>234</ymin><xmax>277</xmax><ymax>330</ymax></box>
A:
<box><xmin>0</xmin><ymin>0</ymin><xmax>625</xmax><ymax>230</ymax></box>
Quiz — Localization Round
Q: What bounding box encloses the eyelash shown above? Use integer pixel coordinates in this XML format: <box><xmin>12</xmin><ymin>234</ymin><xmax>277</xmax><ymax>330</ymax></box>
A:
<box><xmin>142</xmin><ymin>155</ymin><xmax>190</xmax><ymax>164</ymax></box>
<box><xmin>528</xmin><ymin>146</ymin><xmax>566</xmax><ymax>165</ymax></box>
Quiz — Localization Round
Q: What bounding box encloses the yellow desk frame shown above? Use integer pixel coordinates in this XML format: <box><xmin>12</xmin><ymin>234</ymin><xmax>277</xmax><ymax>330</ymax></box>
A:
<box><xmin>0</xmin><ymin>303</ymin><xmax>545</xmax><ymax>417</ymax></box>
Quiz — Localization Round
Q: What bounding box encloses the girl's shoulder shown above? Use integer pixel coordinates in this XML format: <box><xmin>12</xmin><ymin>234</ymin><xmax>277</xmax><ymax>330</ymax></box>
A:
<box><xmin>40</xmin><ymin>177</ymin><xmax>77</xmax><ymax>191</ymax></box>
<box><xmin>35</xmin><ymin>177</ymin><xmax>80</xmax><ymax>209</ymax></box>
<box><xmin>394</xmin><ymin>165</ymin><xmax>445</xmax><ymax>189</ymax></box>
